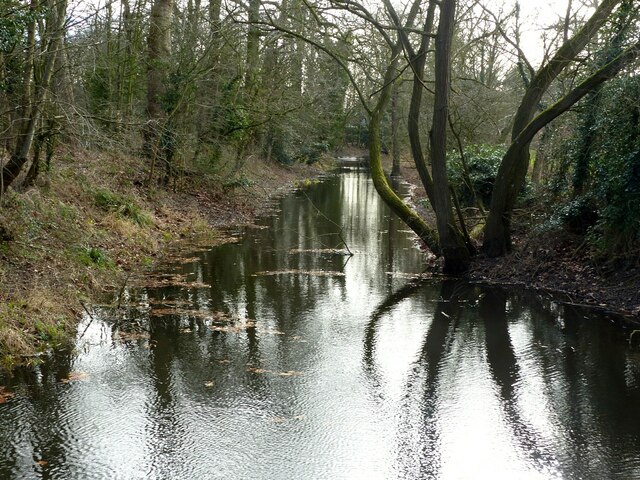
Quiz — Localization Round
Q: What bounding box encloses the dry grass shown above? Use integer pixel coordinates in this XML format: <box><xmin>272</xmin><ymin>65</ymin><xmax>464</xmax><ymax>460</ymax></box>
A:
<box><xmin>0</xmin><ymin>143</ymin><xmax>329</xmax><ymax>369</ymax></box>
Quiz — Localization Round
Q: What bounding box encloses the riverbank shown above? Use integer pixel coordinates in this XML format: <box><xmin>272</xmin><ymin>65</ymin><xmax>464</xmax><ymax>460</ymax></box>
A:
<box><xmin>395</xmin><ymin>157</ymin><xmax>640</xmax><ymax>322</ymax></box>
<box><xmin>0</xmin><ymin>145</ymin><xmax>331</xmax><ymax>369</ymax></box>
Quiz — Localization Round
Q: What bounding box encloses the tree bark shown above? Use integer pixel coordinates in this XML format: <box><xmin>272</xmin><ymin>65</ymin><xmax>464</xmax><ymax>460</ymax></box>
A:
<box><xmin>430</xmin><ymin>0</ymin><xmax>470</xmax><ymax>273</ymax></box>
<box><xmin>244</xmin><ymin>0</ymin><xmax>261</xmax><ymax>93</ymax></box>
<box><xmin>398</xmin><ymin>0</ymin><xmax>437</xmax><ymax>206</ymax></box>
<box><xmin>485</xmin><ymin>39</ymin><xmax>640</xmax><ymax>254</ymax></box>
<box><xmin>145</xmin><ymin>0</ymin><xmax>173</xmax><ymax>180</ymax></box>
<box><xmin>146</xmin><ymin>0</ymin><xmax>172</xmax><ymax>126</ymax></box>
<box><xmin>391</xmin><ymin>81</ymin><xmax>401</xmax><ymax>176</ymax></box>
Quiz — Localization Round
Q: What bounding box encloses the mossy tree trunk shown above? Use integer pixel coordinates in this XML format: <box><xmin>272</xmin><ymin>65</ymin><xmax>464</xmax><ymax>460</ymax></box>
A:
<box><xmin>367</xmin><ymin>5</ymin><xmax>441</xmax><ymax>256</ymax></box>
<box><xmin>391</xmin><ymin>81</ymin><xmax>401</xmax><ymax>177</ymax></box>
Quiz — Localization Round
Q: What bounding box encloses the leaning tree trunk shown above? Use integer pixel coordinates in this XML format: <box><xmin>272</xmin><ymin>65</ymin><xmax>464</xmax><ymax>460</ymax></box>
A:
<box><xmin>369</xmin><ymin>107</ymin><xmax>441</xmax><ymax>256</ymax></box>
<box><xmin>367</xmin><ymin>22</ymin><xmax>440</xmax><ymax>255</ymax></box>
<box><xmin>483</xmin><ymin>0</ymin><xmax>623</xmax><ymax>257</ymax></box>
<box><xmin>2</xmin><ymin>0</ymin><xmax>66</xmax><ymax>192</ymax></box>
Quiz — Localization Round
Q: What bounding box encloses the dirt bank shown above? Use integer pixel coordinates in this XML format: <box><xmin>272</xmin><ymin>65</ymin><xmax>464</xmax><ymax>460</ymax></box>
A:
<box><xmin>395</xmin><ymin>156</ymin><xmax>640</xmax><ymax>322</ymax></box>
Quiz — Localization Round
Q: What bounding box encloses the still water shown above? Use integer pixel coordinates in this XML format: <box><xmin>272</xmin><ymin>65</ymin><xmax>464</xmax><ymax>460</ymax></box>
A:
<box><xmin>1</xmin><ymin>171</ymin><xmax>640</xmax><ymax>479</ymax></box>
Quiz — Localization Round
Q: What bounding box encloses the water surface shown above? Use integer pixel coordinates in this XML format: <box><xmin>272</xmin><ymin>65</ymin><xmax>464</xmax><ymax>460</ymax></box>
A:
<box><xmin>1</xmin><ymin>171</ymin><xmax>639</xmax><ymax>479</ymax></box>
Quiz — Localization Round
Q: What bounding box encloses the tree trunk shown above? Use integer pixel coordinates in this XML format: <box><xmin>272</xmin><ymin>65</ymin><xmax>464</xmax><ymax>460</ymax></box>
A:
<box><xmin>244</xmin><ymin>0</ymin><xmax>261</xmax><ymax>93</ymax></box>
<box><xmin>405</xmin><ymin>0</ymin><xmax>437</xmax><ymax>206</ymax></box>
<box><xmin>146</xmin><ymin>0</ymin><xmax>172</xmax><ymax>123</ymax></box>
<box><xmin>145</xmin><ymin>0</ymin><xmax>173</xmax><ymax>179</ymax></box>
<box><xmin>370</xmin><ymin>109</ymin><xmax>441</xmax><ymax>256</ymax></box>
<box><xmin>485</xmin><ymin>38</ymin><xmax>640</xmax><ymax>255</ymax></box>
<box><xmin>430</xmin><ymin>0</ymin><xmax>470</xmax><ymax>273</ymax></box>
<box><xmin>391</xmin><ymin>81</ymin><xmax>401</xmax><ymax>176</ymax></box>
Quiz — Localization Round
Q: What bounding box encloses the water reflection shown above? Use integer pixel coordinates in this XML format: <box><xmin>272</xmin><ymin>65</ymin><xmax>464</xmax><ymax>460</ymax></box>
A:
<box><xmin>0</xmin><ymin>171</ymin><xmax>639</xmax><ymax>479</ymax></box>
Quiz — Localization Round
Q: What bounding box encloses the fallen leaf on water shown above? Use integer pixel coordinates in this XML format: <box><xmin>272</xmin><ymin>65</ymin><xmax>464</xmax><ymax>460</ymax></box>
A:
<box><xmin>385</xmin><ymin>272</ymin><xmax>432</xmax><ymax>279</ymax></box>
<box><xmin>210</xmin><ymin>319</ymin><xmax>257</xmax><ymax>333</ymax></box>
<box><xmin>147</xmin><ymin>299</ymin><xmax>194</xmax><ymax>307</ymax></box>
<box><xmin>114</xmin><ymin>331</ymin><xmax>150</xmax><ymax>342</ymax></box>
<box><xmin>61</xmin><ymin>372</ymin><xmax>89</xmax><ymax>383</ymax></box>
<box><xmin>247</xmin><ymin>367</ymin><xmax>270</xmax><ymax>374</ymax></box>
<box><xmin>252</xmin><ymin>270</ymin><xmax>345</xmax><ymax>277</ymax></box>
<box><xmin>147</xmin><ymin>273</ymin><xmax>188</xmax><ymax>280</ymax></box>
<box><xmin>204</xmin><ymin>381</ymin><xmax>215</xmax><ymax>388</ymax></box>
<box><xmin>288</xmin><ymin>248</ymin><xmax>351</xmax><ymax>256</ymax></box>
<box><xmin>210</xmin><ymin>325</ymin><xmax>242</xmax><ymax>333</ymax></box>
<box><xmin>143</xmin><ymin>279</ymin><xmax>210</xmax><ymax>289</ymax></box>
<box><xmin>151</xmin><ymin>308</ymin><xmax>212</xmax><ymax>319</ymax></box>
<box><xmin>247</xmin><ymin>367</ymin><xmax>303</xmax><ymax>377</ymax></box>
<box><xmin>259</xmin><ymin>329</ymin><xmax>284</xmax><ymax>335</ymax></box>
<box><xmin>36</xmin><ymin>460</ymin><xmax>48</xmax><ymax>467</ymax></box>
<box><xmin>0</xmin><ymin>386</ymin><xmax>15</xmax><ymax>404</ymax></box>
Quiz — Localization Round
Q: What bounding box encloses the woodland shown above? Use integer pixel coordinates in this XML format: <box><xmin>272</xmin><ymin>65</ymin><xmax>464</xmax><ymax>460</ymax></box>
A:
<box><xmin>1</xmin><ymin>0</ymin><xmax>640</xmax><ymax>358</ymax></box>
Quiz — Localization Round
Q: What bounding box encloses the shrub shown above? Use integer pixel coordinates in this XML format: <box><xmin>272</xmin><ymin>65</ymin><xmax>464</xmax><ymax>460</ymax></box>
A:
<box><xmin>448</xmin><ymin>144</ymin><xmax>506</xmax><ymax>208</ymax></box>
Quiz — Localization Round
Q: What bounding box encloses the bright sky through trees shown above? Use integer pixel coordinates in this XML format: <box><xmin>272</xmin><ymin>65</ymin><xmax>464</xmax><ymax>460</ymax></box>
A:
<box><xmin>500</xmin><ymin>0</ymin><xmax>595</xmax><ymax>65</ymax></box>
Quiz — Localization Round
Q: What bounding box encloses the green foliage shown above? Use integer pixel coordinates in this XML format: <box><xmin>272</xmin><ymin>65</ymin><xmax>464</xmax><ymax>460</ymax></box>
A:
<box><xmin>589</xmin><ymin>149</ymin><xmax>640</xmax><ymax>256</ymax></box>
<box><xmin>94</xmin><ymin>189</ymin><xmax>150</xmax><ymax>226</ymax></box>
<box><xmin>266</xmin><ymin>126</ymin><xmax>293</xmax><ymax>165</ymax></box>
<box><xmin>300</xmin><ymin>141</ymin><xmax>329</xmax><ymax>165</ymax></box>
<box><xmin>557</xmin><ymin>195</ymin><xmax>599</xmax><ymax>234</ymax></box>
<box><xmin>345</xmin><ymin>117</ymin><xmax>369</xmax><ymax>147</ymax></box>
<box><xmin>0</xmin><ymin>3</ymin><xmax>29</xmax><ymax>52</ymax></box>
<box><xmin>448</xmin><ymin>144</ymin><xmax>506</xmax><ymax>207</ymax></box>
<box><xmin>548</xmin><ymin>74</ymin><xmax>640</xmax><ymax>258</ymax></box>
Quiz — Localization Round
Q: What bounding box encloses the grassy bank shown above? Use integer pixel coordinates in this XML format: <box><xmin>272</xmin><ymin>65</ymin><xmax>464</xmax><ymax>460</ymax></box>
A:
<box><xmin>0</xmin><ymin>145</ymin><xmax>331</xmax><ymax>369</ymax></box>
